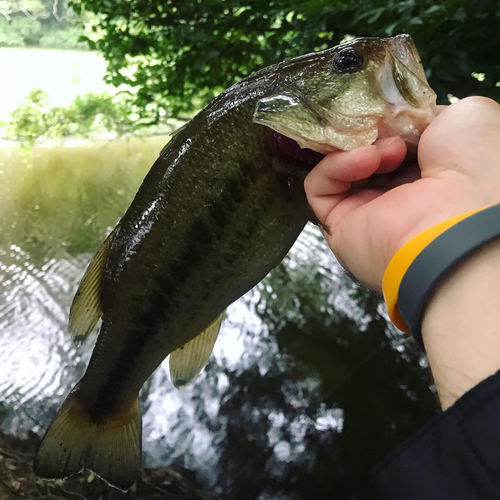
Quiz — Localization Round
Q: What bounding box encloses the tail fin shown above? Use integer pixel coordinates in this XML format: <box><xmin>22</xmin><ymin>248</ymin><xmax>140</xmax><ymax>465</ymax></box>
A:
<box><xmin>34</xmin><ymin>390</ymin><xmax>142</xmax><ymax>491</ymax></box>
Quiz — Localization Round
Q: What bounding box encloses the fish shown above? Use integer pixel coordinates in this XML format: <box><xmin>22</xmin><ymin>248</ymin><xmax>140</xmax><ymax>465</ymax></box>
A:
<box><xmin>34</xmin><ymin>34</ymin><xmax>437</xmax><ymax>490</ymax></box>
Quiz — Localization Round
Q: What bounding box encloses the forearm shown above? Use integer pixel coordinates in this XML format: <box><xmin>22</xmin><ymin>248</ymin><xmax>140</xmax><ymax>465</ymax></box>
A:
<box><xmin>422</xmin><ymin>238</ymin><xmax>500</xmax><ymax>410</ymax></box>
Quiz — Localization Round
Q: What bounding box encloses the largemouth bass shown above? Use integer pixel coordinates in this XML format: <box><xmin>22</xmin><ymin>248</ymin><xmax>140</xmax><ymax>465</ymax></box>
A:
<box><xmin>34</xmin><ymin>35</ymin><xmax>437</xmax><ymax>489</ymax></box>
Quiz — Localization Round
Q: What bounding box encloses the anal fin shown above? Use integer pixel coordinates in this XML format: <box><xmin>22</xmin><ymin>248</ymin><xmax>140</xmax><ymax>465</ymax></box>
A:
<box><xmin>69</xmin><ymin>226</ymin><xmax>117</xmax><ymax>346</ymax></box>
<box><xmin>169</xmin><ymin>311</ymin><xmax>225</xmax><ymax>389</ymax></box>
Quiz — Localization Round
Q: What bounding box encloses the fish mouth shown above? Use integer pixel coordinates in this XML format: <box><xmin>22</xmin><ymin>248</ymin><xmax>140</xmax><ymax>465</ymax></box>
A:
<box><xmin>271</xmin><ymin>131</ymin><xmax>326</xmax><ymax>170</ymax></box>
<box><xmin>388</xmin><ymin>35</ymin><xmax>428</xmax><ymax>84</ymax></box>
<box><xmin>378</xmin><ymin>36</ymin><xmax>437</xmax><ymax>140</ymax></box>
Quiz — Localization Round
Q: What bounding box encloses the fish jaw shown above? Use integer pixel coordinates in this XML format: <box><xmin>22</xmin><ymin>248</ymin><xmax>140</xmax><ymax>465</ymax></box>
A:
<box><xmin>377</xmin><ymin>35</ymin><xmax>437</xmax><ymax>146</ymax></box>
<box><xmin>253</xmin><ymin>34</ymin><xmax>437</xmax><ymax>154</ymax></box>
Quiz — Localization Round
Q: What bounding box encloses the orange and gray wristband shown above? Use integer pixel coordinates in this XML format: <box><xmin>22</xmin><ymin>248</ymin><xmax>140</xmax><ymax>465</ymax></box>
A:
<box><xmin>383</xmin><ymin>204</ymin><xmax>500</xmax><ymax>350</ymax></box>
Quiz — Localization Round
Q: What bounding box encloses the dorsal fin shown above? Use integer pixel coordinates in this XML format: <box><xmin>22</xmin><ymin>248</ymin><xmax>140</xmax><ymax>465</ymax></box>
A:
<box><xmin>69</xmin><ymin>227</ymin><xmax>118</xmax><ymax>346</ymax></box>
<box><xmin>169</xmin><ymin>311</ymin><xmax>225</xmax><ymax>389</ymax></box>
<box><xmin>169</xmin><ymin>121</ymin><xmax>190</xmax><ymax>138</ymax></box>
<box><xmin>159</xmin><ymin>122</ymin><xmax>191</xmax><ymax>158</ymax></box>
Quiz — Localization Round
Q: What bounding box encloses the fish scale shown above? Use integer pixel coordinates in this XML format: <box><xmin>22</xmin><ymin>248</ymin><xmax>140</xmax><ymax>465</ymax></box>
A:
<box><xmin>81</xmin><ymin>112</ymin><xmax>308</xmax><ymax>419</ymax></box>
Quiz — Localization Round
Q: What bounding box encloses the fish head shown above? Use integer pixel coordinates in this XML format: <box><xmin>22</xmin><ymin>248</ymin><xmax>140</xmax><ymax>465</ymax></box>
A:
<box><xmin>253</xmin><ymin>35</ymin><xmax>437</xmax><ymax>155</ymax></box>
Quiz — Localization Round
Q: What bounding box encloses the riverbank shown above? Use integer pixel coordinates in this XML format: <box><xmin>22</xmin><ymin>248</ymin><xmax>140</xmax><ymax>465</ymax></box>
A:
<box><xmin>0</xmin><ymin>430</ymin><xmax>211</xmax><ymax>500</ymax></box>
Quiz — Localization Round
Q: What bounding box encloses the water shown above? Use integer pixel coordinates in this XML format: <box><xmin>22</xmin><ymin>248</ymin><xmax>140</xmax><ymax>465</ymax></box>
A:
<box><xmin>0</xmin><ymin>138</ymin><xmax>437</xmax><ymax>499</ymax></box>
<box><xmin>0</xmin><ymin>48</ymin><xmax>113</xmax><ymax>122</ymax></box>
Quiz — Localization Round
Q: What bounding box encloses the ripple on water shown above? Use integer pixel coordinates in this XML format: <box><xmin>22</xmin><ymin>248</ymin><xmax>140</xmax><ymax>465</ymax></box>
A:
<box><xmin>0</xmin><ymin>221</ymin><xmax>368</xmax><ymax>493</ymax></box>
<box><xmin>0</xmin><ymin>249</ymin><xmax>94</xmax><ymax>425</ymax></box>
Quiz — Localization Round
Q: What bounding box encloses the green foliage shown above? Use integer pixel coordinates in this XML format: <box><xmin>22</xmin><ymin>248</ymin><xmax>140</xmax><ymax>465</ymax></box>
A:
<box><xmin>4</xmin><ymin>88</ymin><xmax>136</xmax><ymax>145</ymax></box>
<box><xmin>0</xmin><ymin>16</ymin><xmax>42</xmax><ymax>46</ymax></box>
<box><xmin>71</xmin><ymin>0</ymin><xmax>499</xmax><ymax>120</ymax></box>
<box><xmin>0</xmin><ymin>17</ymin><xmax>23</xmax><ymax>46</ymax></box>
<box><xmin>0</xmin><ymin>0</ymin><xmax>86</xmax><ymax>49</ymax></box>
<box><xmin>38</xmin><ymin>25</ymin><xmax>87</xmax><ymax>48</ymax></box>
<box><xmin>9</xmin><ymin>16</ymin><xmax>42</xmax><ymax>45</ymax></box>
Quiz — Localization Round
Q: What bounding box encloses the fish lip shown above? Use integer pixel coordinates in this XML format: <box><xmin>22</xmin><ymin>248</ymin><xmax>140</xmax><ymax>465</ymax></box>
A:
<box><xmin>377</xmin><ymin>38</ymin><xmax>438</xmax><ymax>140</ymax></box>
<box><xmin>387</xmin><ymin>35</ymin><xmax>426</xmax><ymax>80</ymax></box>
<box><xmin>385</xmin><ymin>36</ymin><xmax>437</xmax><ymax>108</ymax></box>
<box><xmin>387</xmin><ymin>51</ymin><xmax>430</xmax><ymax>98</ymax></box>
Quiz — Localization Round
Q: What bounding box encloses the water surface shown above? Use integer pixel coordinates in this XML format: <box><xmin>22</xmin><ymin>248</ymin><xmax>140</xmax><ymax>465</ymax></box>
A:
<box><xmin>0</xmin><ymin>138</ymin><xmax>437</xmax><ymax>499</ymax></box>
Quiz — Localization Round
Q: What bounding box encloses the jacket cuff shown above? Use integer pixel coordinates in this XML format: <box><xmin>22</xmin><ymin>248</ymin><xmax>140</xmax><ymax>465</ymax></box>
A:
<box><xmin>372</xmin><ymin>370</ymin><xmax>500</xmax><ymax>499</ymax></box>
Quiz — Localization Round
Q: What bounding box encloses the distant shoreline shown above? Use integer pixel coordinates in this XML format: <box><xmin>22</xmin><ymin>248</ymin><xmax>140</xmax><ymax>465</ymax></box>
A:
<box><xmin>0</xmin><ymin>46</ymin><xmax>93</xmax><ymax>53</ymax></box>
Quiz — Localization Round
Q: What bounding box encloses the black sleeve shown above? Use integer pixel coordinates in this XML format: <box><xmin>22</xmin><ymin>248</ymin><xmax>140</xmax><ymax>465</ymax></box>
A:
<box><xmin>371</xmin><ymin>370</ymin><xmax>500</xmax><ymax>500</ymax></box>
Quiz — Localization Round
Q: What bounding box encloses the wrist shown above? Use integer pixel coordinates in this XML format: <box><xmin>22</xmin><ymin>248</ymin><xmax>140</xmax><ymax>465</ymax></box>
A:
<box><xmin>422</xmin><ymin>238</ymin><xmax>500</xmax><ymax>410</ymax></box>
<box><xmin>383</xmin><ymin>204</ymin><xmax>492</xmax><ymax>336</ymax></box>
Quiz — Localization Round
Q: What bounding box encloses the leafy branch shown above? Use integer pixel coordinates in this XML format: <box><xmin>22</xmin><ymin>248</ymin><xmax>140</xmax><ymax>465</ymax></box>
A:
<box><xmin>2</xmin><ymin>88</ymin><xmax>138</xmax><ymax>145</ymax></box>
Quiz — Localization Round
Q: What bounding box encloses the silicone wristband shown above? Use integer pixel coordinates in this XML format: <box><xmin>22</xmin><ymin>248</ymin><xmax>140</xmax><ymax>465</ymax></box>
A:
<box><xmin>382</xmin><ymin>207</ymin><xmax>486</xmax><ymax>333</ymax></box>
<box><xmin>398</xmin><ymin>204</ymin><xmax>500</xmax><ymax>349</ymax></box>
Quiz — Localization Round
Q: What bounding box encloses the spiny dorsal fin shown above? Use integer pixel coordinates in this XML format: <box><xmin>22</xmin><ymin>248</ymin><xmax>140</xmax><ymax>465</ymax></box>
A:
<box><xmin>169</xmin><ymin>121</ymin><xmax>190</xmax><ymax>138</ymax></box>
<box><xmin>169</xmin><ymin>311</ymin><xmax>225</xmax><ymax>389</ymax></box>
<box><xmin>69</xmin><ymin>227</ymin><xmax>117</xmax><ymax>346</ymax></box>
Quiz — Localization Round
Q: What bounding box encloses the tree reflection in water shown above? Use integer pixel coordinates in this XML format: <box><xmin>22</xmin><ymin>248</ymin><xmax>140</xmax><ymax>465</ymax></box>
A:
<box><xmin>0</xmin><ymin>142</ymin><xmax>437</xmax><ymax>499</ymax></box>
<box><xmin>139</xmin><ymin>228</ymin><xmax>437</xmax><ymax>500</ymax></box>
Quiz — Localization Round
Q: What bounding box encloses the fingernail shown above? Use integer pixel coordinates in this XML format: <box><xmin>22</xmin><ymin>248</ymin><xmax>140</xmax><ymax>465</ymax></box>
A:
<box><xmin>354</xmin><ymin>145</ymin><xmax>376</xmax><ymax>154</ymax></box>
<box><xmin>376</xmin><ymin>137</ymin><xmax>400</xmax><ymax>149</ymax></box>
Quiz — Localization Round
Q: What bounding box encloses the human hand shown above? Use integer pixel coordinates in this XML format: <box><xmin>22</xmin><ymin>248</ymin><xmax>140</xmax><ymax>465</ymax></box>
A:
<box><xmin>305</xmin><ymin>96</ymin><xmax>500</xmax><ymax>291</ymax></box>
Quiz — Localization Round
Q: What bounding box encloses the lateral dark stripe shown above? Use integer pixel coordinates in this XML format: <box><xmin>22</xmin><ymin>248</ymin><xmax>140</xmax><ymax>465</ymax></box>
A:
<box><xmin>90</xmin><ymin>165</ymin><xmax>264</xmax><ymax>418</ymax></box>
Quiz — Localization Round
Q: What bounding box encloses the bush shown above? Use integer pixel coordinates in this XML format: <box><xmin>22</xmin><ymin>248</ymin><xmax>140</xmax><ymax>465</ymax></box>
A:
<box><xmin>4</xmin><ymin>88</ymin><xmax>137</xmax><ymax>144</ymax></box>
<box><xmin>38</xmin><ymin>25</ymin><xmax>87</xmax><ymax>49</ymax></box>
<box><xmin>0</xmin><ymin>16</ymin><xmax>42</xmax><ymax>47</ymax></box>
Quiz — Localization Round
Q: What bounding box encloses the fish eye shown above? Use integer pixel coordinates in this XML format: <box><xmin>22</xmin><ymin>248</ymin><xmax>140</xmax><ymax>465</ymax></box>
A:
<box><xmin>331</xmin><ymin>49</ymin><xmax>364</xmax><ymax>74</ymax></box>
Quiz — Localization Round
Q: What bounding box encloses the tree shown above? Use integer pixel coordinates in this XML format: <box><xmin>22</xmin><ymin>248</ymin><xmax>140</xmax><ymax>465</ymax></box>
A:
<box><xmin>72</xmin><ymin>0</ymin><xmax>499</xmax><ymax>121</ymax></box>
<box><xmin>0</xmin><ymin>0</ymin><xmax>48</xmax><ymax>20</ymax></box>
<box><xmin>0</xmin><ymin>0</ymin><xmax>85</xmax><ymax>48</ymax></box>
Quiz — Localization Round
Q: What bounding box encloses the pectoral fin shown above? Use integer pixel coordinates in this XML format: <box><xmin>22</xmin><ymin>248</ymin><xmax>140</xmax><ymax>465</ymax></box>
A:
<box><xmin>169</xmin><ymin>312</ymin><xmax>225</xmax><ymax>389</ymax></box>
<box><xmin>69</xmin><ymin>227</ymin><xmax>117</xmax><ymax>346</ymax></box>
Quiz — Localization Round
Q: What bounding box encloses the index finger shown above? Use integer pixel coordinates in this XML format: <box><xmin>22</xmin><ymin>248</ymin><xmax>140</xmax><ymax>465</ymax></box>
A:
<box><xmin>305</xmin><ymin>137</ymin><xmax>407</xmax><ymax>224</ymax></box>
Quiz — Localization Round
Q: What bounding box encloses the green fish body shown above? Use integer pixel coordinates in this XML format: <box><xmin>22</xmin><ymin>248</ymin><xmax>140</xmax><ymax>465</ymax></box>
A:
<box><xmin>83</xmin><ymin>94</ymin><xmax>310</xmax><ymax>418</ymax></box>
<box><xmin>34</xmin><ymin>35</ymin><xmax>437</xmax><ymax>489</ymax></box>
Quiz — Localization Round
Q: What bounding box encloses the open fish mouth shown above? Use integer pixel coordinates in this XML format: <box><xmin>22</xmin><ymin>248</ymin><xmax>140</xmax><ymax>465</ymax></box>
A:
<box><xmin>271</xmin><ymin>131</ymin><xmax>326</xmax><ymax>170</ymax></box>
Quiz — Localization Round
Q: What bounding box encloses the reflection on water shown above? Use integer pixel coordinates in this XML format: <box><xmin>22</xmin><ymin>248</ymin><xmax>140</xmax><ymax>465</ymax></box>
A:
<box><xmin>0</xmin><ymin>138</ymin><xmax>437</xmax><ymax>499</ymax></box>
